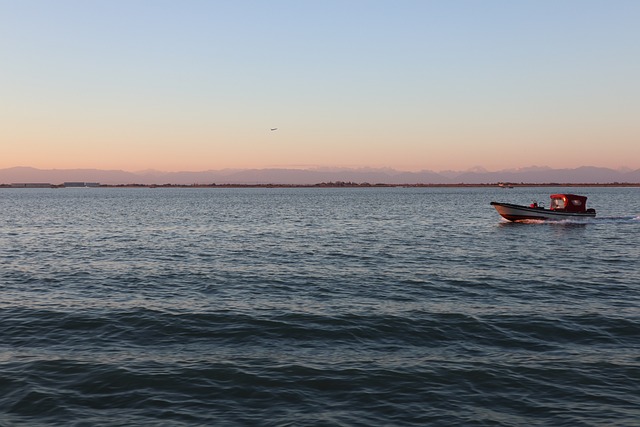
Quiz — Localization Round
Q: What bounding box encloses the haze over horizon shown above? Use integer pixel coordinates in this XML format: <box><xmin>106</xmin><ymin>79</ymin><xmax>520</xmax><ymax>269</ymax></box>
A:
<box><xmin>2</xmin><ymin>164</ymin><xmax>639</xmax><ymax>186</ymax></box>
<box><xmin>3</xmin><ymin>1</ymin><xmax>640</xmax><ymax>172</ymax></box>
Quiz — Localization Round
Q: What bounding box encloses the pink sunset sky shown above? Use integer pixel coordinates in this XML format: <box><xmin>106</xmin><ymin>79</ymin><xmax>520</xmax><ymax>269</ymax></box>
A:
<box><xmin>2</xmin><ymin>1</ymin><xmax>639</xmax><ymax>173</ymax></box>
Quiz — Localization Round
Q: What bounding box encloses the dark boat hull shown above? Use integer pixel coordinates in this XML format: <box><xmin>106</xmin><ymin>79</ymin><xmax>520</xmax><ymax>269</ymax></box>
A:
<box><xmin>490</xmin><ymin>202</ymin><xmax>596</xmax><ymax>222</ymax></box>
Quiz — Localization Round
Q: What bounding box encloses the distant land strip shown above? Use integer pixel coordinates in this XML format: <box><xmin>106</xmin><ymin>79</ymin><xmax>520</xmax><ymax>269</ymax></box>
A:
<box><xmin>2</xmin><ymin>182</ymin><xmax>640</xmax><ymax>188</ymax></box>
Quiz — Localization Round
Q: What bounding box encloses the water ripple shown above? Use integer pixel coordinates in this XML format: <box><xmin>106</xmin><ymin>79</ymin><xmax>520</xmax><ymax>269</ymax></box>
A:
<box><xmin>1</xmin><ymin>187</ymin><xmax>639</xmax><ymax>426</ymax></box>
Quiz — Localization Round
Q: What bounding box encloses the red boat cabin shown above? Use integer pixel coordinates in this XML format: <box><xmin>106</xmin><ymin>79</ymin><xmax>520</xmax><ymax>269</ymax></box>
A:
<box><xmin>549</xmin><ymin>194</ymin><xmax>591</xmax><ymax>213</ymax></box>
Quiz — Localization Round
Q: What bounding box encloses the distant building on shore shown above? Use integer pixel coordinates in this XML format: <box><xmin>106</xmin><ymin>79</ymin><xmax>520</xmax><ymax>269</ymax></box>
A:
<box><xmin>63</xmin><ymin>182</ymin><xmax>100</xmax><ymax>187</ymax></box>
<box><xmin>11</xmin><ymin>183</ymin><xmax>52</xmax><ymax>188</ymax></box>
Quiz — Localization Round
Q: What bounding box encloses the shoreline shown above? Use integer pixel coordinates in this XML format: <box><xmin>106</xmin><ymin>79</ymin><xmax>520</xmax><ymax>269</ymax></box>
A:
<box><xmin>2</xmin><ymin>182</ymin><xmax>640</xmax><ymax>189</ymax></box>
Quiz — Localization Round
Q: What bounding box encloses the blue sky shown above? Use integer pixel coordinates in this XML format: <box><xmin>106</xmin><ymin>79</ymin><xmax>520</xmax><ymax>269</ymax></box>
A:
<box><xmin>2</xmin><ymin>1</ymin><xmax>639</xmax><ymax>171</ymax></box>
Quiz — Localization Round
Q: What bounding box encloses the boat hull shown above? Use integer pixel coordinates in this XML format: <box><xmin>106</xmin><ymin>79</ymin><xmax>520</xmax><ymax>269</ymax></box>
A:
<box><xmin>490</xmin><ymin>202</ymin><xmax>596</xmax><ymax>222</ymax></box>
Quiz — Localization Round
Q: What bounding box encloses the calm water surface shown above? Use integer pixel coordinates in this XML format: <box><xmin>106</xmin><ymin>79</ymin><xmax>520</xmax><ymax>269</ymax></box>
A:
<box><xmin>1</xmin><ymin>187</ymin><xmax>639</xmax><ymax>426</ymax></box>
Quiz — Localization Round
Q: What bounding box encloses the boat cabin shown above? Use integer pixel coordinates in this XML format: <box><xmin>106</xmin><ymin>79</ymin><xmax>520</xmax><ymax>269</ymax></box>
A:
<box><xmin>549</xmin><ymin>194</ymin><xmax>590</xmax><ymax>213</ymax></box>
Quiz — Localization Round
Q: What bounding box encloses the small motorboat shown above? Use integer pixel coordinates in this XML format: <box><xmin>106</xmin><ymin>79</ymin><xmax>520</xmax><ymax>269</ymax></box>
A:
<box><xmin>490</xmin><ymin>193</ymin><xmax>596</xmax><ymax>222</ymax></box>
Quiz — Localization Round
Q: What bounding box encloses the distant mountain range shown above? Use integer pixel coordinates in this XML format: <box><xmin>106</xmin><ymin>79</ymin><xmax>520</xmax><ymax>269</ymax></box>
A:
<box><xmin>1</xmin><ymin>166</ymin><xmax>639</xmax><ymax>185</ymax></box>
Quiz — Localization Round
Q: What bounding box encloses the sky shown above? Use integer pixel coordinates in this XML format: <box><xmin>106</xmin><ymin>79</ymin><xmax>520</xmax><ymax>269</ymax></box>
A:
<box><xmin>2</xmin><ymin>0</ymin><xmax>639</xmax><ymax>172</ymax></box>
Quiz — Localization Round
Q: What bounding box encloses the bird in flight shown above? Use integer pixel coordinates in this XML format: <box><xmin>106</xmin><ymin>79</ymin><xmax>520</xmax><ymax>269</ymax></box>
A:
<box><xmin>270</xmin><ymin>128</ymin><xmax>278</xmax><ymax>131</ymax></box>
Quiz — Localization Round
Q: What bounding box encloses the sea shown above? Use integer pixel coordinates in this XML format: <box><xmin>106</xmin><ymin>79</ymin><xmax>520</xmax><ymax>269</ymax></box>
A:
<box><xmin>1</xmin><ymin>186</ymin><xmax>638</xmax><ymax>427</ymax></box>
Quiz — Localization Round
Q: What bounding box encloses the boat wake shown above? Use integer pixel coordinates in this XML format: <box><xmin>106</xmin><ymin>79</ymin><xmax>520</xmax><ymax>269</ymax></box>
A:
<box><xmin>595</xmin><ymin>215</ymin><xmax>640</xmax><ymax>223</ymax></box>
<box><xmin>498</xmin><ymin>215</ymin><xmax>640</xmax><ymax>226</ymax></box>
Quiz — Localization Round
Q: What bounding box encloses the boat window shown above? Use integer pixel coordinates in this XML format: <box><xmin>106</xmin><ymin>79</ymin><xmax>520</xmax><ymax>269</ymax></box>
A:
<box><xmin>550</xmin><ymin>198</ymin><xmax>565</xmax><ymax>209</ymax></box>
<box><xmin>571</xmin><ymin>199</ymin><xmax>583</xmax><ymax>206</ymax></box>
